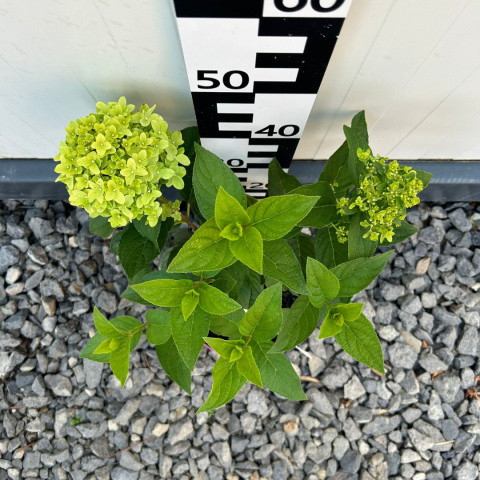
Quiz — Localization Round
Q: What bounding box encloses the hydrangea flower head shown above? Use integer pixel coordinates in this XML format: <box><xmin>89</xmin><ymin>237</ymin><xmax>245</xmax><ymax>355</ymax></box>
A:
<box><xmin>335</xmin><ymin>149</ymin><xmax>424</xmax><ymax>243</ymax></box>
<box><xmin>54</xmin><ymin>97</ymin><xmax>189</xmax><ymax>228</ymax></box>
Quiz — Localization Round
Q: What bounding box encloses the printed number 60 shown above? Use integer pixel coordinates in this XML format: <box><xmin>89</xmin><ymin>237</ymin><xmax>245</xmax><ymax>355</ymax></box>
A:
<box><xmin>274</xmin><ymin>0</ymin><xmax>345</xmax><ymax>13</ymax></box>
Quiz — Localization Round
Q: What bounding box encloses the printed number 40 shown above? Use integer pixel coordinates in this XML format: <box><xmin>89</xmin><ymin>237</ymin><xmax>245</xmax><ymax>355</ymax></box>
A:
<box><xmin>255</xmin><ymin>125</ymin><xmax>300</xmax><ymax>137</ymax></box>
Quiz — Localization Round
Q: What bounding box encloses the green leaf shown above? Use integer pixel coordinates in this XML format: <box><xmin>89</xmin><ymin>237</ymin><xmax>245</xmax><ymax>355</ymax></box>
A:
<box><xmin>319</xmin><ymin>141</ymin><xmax>353</xmax><ymax>196</ymax></box>
<box><xmin>93</xmin><ymin>307</ymin><xmax>125</xmax><ymax>339</ymax></box>
<box><xmin>318</xmin><ymin>311</ymin><xmax>343</xmax><ymax>339</ymax></box>
<box><xmin>109</xmin><ymin>229</ymin><xmax>124</xmax><ymax>256</ymax></box>
<box><xmin>156</xmin><ymin>338</ymin><xmax>191</xmax><ymax>394</ymax></box>
<box><xmin>93</xmin><ymin>338</ymin><xmax>117</xmax><ymax>355</ymax></box>
<box><xmin>331</xmin><ymin>251</ymin><xmax>394</xmax><ymax>297</ymax></box>
<box><xmin>133</xmin><ymin>217</ymin><xmax>161</xmax><ymax>248</ymax></box>
<box><xmin>171</xmin><ymin>307</ymin><xmax>210</xmax><ymax>371</ymax></box>
<box><xmin>204</xmin><ymin>338</ymin><xmax>245</xmax><ymax>360</ymax></box>
<box><xmin>348</xmin><ymin>212</ymin><xmax>377</xmax><ymax>260</ymax></box>
<box><xmin>246</xmin><ymin>194</ymin><xmax>258</xmax><ymax>207</ymax></box>
<box><xmin>350</xmin><ymin>110</ymin><xmax>369</xmax><ymax>144</ymax></box>
<box><xmin>413</xmin><ymin>168</ymin><xmax>433</xmax><ymax>188</ymax></box>
<box><xmin>197</xmin><ymin>282</ymin><xmax>242</xmax><ymax>315</ymax></box>
<box><xmin>251</xmin><ymin>340</ymin><xmax>307</xmax><ymax>400</ymax></box>
<box><xmin>122</xmin><ymin>270</ymin><xmax>186</xmax><ymax>306</ymax></box>
<box><xmin>344</xmin><ymin>125</ymin><xmax>369</xmax><ymax>186</ymax></box>
<box><xmin>197</xmin><ymin>357</ymin><xmax>246</xmax><ymax>413</ymax></box>
<box><xmin>238</xmin><ymin>283</ymin><xmax>282</xmax><ymax>342</ymax></box>
<box><xmin>110</xmin><ymin>337</ymin><xmax>131</xmax><ymax>387</ymax></box>
<box><xmin>145</xmin><ymin>310</ymin><xmax>171</xmax><ymax>345</ymax></box>
<box><xmin>209</xmin><ymin>310</ymin><xmax>243</xmax><ymax>339</ymax></box>
<box><xmin>229</xmin><ymin>226</ymin><xmax>263</xmax><ymax>274</ymax></box>
<box><xmin>335</xmin><ymin>313</ymin><xmax>385</xmax><ymax>374</ymax></box>
<box><xmin>215</xmin><ymin>186</ymin><xmax>250</xmax><ymax>230</ymax></box>
<box><xmin>118</xmin><ymin>223</ymin><xmax>158</xmax><ymax>280</ymax></box>
<box><xmin>181</xmin><ymin>291</ymin><xmax>200</xmax><ymax>320</ymax></box>
<box><xmin>236</xmin><ymin>346</ymin><xmax>263</xmax><ymax>387</ymax></box>
<box><xmin>157</xmin><ymin>217</ymin><xmax>174</xmax><ymax>252</ymax></box>
<box><xmin>314</xmin><ymin>226</ymin><xmax>348</xmax><ymax>269</ymax></box>
<box><xmin>380</xmin><ymin>220</ymin><xmax>419</xmax><ymax>247</ymax></box>
<box><xmin>270</xmin><ymin>296</ymin><xmax>320</xmax><ymax>353</ymax></box>
<box><xmin>287</xmin><ymin>233</ymin><xmax>315</xmax><ymax>275</ymax></box>
<box><xmin>132</xmin><ymin>279</ymin><xmax>194</xmax><ymax>307</ymax></box>
<box><xmin>263</xmin><ymin>239</ymin><xmax>309</xmax><ymax>295</ymax></box>
<box><xmin>267</xmin><ymin>158</ymin><xmax>301</xmax><ymax>196</ymax></box>
<box><xmin>319</xmin><ymin>303</ymin><xmax>363</xmax><ymax>339</ymax></box>
<box><xmin>89</xmin><ymin>216</ymin><xmax>114</xmax><ymax>239</ymax></box>
<box><xmin>167</xmin><ymin>218</ymin><xmax>236</xmax><ymax>273</ymax></box>
<box><xmin>289</xmin><ymin>181</ymin><xmax>337</xmax><ymax>229</ymax></box>
<box><xmin>178</xmin><ymin>126</ymin><xmax>200</xmax><ymax>201</ymax></box>
<box><xmin>246</xmin><ymin>194</ymin><xmax>319</xmax><ymax>240</ymax></box>
<box><xmin>237</xmin><ymin>267</ymin><xmax>263</xmax><ymax>309</ymax></box>
<box><xmin>306</xmin><ymin>258</ymin><xmax>340</xmax><ymax>308</ymax></box>
<box><xmin>79</xmin><ymin>315</ymin><xmax>142</xmax><ymax>363</ymax></box>
<box><xmin>193</xmin><ymin>143</ymin><xmax>246</xmax><ymax>219</ymax></box>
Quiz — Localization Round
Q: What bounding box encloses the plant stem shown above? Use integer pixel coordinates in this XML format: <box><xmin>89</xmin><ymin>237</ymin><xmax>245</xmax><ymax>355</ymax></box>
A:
<box><xmin>243</xmin><ymin>335</ymin><xmax>252</xmax><ymax>349</ymax></box>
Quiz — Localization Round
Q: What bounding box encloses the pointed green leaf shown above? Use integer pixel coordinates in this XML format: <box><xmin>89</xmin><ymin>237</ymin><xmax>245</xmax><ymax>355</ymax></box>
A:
<box><xmin>122</xmin><ymin>270</ymin><xmax>186</xmax><ymax>306</ymax></box>
<box><xmin>145</xmin><ymin>310</ymin><xmax>171</xmax><ymax>345</ymax></box>
<box><xmin>246</xmin><ymin>194</ymin><xmax>319</xmax><ymax>240</ymax></box>
<box><xmin>344</xmin><ymin>125</ymin><xmax>369</xmax><ymax>186</ymax></box>
<box><xmin>251</xmin><ymin>340</ymin><xmax>307</xmax><ymax>401</ymax></box>
<box><xmin>197</xmin><ymin>358</ymin><xmax>246</xmax><ymax>413</ymax></box>
<box><xmin>132</xmin><ymin>279</ymin><xmax>194</xmax><ymax>307</ymax></box>
<box><xmin>204</xmin><ymin>337</ymin><xmax>245</xmax><ymax>359</ymax></box>
<box><xmin>267</xmin><ymin>158</ymin><xmax>301</xmax><ymax>196</ymax></box>
<box><xmin>380</xmin><ymin>220</ymin><xmax>419</xmax><ymax>247</ymax></box>
<box><xmin>319</xmin><ymin>141</ymin><xmax>353</xmax><ymax>196</ymax></box>
<box><xmin>331</xmin><ymin>251</ymin><xmax>394</xmax><ymax>297</ymax></box>
<box><xmin>289</xmin><ymin>181</ymin><xmax>337</xmax><ymax>229</ymax></box>
<box><xmin>314</xmin><ymin>226</ymin><xmax>348</xmax><ymax>269</ymax></box>
<box><xmin>171</xmin><ymin>307</ymin><xmax>211</xmax><ymax>371</ymax></box>
<box><xmin>319</xmin><ymin>310</ymin><xmax>343</xmax><ymax>339</ymax></box>
<box><xmin>270</xmin><ymin>296</ymin><xmax>320</xmax><ymax>353</ymax></box>
<box><xmin>335</xmin><ymin>302</ymin><xmax>364</xmax><ymax>322</ymax></box>
<box><xmin>229</xmin><ymin>226</ymin><xmax>263</xmax><ymax>274</ymax></box>
<box><xmin>348</xmin><ymin>212</ymin><xmax>378</xmax><ymax>260</ymax></box>
<box><xmin>350</xmin><ymin>110</ymin><xmax>369</xmax><ymax>143</ymax></box>
<box><xmin>181</xmin><ymin>291</ymin><xmax>200</xmax><ymax>320</ymax></box>
<box><xmin>193</xmin><ymin>143</ymin><xmax>246</xmax><ymax>219</ymax></box>
<box><xmin>306</xmin><ymin>258</ymin><xmax>340</xmax><ymax>308</ymax></box>
<box><xmin>93</xmin><ymin>338</ymin><xmax>117</xmax><ymax>355</ymax></box>
<box><xmin>209</xmin><ymin>310</ymin><xmax>243</xmax><ymax>339</ymax></box>
<box><xmin>93</xmin><ymin>307</ymin><xmax>125</xmax><ymax>339</ymax></box>
<box><xmin>215</xmin><ymin>186</ymin><xmax>250</xmax><ymax>230</ymax></box>
<box><xmin>236</xmin><ymin>346</ymin><xmax>263</xmax><ymax>387</ymax></box>
<box><xmin>110</xmin><ymin>337</ymin><xmax>131</xmax><ymax>387</ymax></box>
<box><xmin>238</xmin><ymin>283</ymin><xmax>283</xmax><ymax>342</ymax></box>
<box><xmin>156</xmin><ymin>338</ymin><xmax>191</xmax><ymax>394</ymax></box>
<box><xmin>133</xmin><ymin>217</ymin><xmax>162</xmax><ymax>248</ymax></box>
<box><xmin>80</xmin><ymin>315</ymin><xmax>142</xmax><ymax>363</ymax></box>
<box><xmin>335</xmin><ymin>313</ymin><xmax>385</xmax><ymax>374</ymax></box>
<box><xmin>197</xmin><ymin>282</ymin><xmax>242</xmax><ymax>315</ymax></box>
<box><xmin>89</xmin><ymin>216</ymin><xmax>114</xmax><ymax>239</ymax></box>
<box><xmin>118</xmin><ymin>222</ymin><xmax>158</xmax><ymax>281</ymax></box>
<box><xmin>287</xmin><ymin>233</ymin><xmax>315</xmax><ymax>275</ymax></box>
<box><xmin>263</xmin><ymin>239</ymin><xmax>309</xmax><ymax>295</ymax></box>
<box><xmin>167</xmin><ymin>218</ymin><xmax>236</xmax><ymax>273</ymax></box>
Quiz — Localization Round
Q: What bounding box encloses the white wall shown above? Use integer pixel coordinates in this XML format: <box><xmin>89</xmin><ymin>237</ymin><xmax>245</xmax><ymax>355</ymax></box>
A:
<box><xmin>0</xmin><ymin>0</ymin><xmax>479</xmax><ymax>160</ymax></box>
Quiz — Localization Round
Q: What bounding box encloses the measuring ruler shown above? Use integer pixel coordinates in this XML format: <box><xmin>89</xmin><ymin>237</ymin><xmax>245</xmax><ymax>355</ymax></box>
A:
<box><xmin>173</xmin><ymin>0</ymin><xmax>352</xmax><ymax>197</ymax></box>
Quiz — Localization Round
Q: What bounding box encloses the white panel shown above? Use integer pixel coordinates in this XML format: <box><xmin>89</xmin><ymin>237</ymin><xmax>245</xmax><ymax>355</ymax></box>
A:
<box><xmin>1</xmin><ymin>0</ymin><xmax>480</xmax><ymax>160</ymax></box>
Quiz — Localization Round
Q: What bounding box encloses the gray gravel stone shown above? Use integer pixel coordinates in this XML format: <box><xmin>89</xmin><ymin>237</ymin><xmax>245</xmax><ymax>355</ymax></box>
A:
<box><xmin>84</xmin><ymin>358</ymin><xmax>104</xmax><ymax>389</ymax></box>
<box><xmin>457</xmin><ymin>327</ymin><xmax>479</xmax><ymax>356</ymax></box>
<box><xmin>28</xmin><ymin>217</ymin><xmax>54</xmax><ymax>239</ymax></box>
<box><xmin>433</xmin><ymin>373</ymin><xmax>461</xmax><ymax>403</ymax></box>
<box><xmin>453</xmin><ymin>460</ymin><xmax>478</xmax><ymax>480</ymax></box>
<box><xmin>44</xmin><ymin>374</ymin><xmax>72</xmax><ymax>396</ymax></box>
<box><xmin>449</xmin><ymin>208</ymin><xmax>472</xmax><ymax>233</ymax></box>
<box><xmin>388</xmin><ymin>343</ymin><xmax>418</xmax><ymax>369</ymax></box>
<box><xmin>340</xmin><ymin>450</ymin><xmax>362</xmax><ymax>474</ymax></box>
<box><xmin>167</xmin><ymin>418</ymin><xmax>194</xmax><ymax>445</ymax></box>
<box><xmin>363</xmin><ymin>415</ymin><xmax>401</xmax><ymax>435</ymax></box>
<box><xmin>0</xmin><ymin>245</ymin><xmax>20</xmax><ymax>273</ymax></box>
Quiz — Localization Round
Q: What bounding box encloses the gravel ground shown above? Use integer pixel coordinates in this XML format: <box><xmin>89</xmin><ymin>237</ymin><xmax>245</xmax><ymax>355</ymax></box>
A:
<box><xmin>1</xmin><ymin>199</ymin><xmax>480</xmax><ymax>480</ymax></box>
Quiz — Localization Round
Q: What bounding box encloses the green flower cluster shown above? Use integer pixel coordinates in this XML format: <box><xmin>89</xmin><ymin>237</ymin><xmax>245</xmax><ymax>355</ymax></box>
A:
<box><xmin>336</xmin><ymin>149</ymin><xmax>423</xmax><ymax>243</ymax></box>
<box><xmin>54</xmin><ymin>97</ymin><xmax>190</xmax><ymax>228</ymax></box>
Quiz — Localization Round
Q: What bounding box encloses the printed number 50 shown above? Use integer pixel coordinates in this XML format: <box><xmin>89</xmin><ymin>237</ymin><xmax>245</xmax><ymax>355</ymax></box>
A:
<box><xmin>197</xmin><ymin>70</ymin><xmax>249</xmax><ymax>90</ymax></box>
<box><xmin>274</xmin><ymin>0</ymin><xmax>345</xmax><ymax>13</ymax></box>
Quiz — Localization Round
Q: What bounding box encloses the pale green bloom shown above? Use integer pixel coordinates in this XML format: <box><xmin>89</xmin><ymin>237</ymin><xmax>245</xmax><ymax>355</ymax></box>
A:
<box><xmin>54</xmin><ymin>96</ymin><xmax>188</xmax><ymax>228</ymax></box>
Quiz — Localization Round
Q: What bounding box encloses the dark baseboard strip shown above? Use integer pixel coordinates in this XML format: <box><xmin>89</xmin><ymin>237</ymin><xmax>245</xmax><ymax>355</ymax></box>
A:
<box><xmin>0</xmin><ymin>158</ymin><xmax>479</xmax><ymax>202</ymax></box>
